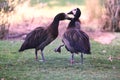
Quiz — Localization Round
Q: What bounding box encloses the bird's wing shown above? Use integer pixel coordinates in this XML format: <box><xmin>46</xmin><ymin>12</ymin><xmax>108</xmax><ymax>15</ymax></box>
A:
<box><xmin>37</xmin><ymin>33</ymin><xmax>55</xmax><ymax>50</ymax></box>
<box><xmin>77</xmin><ymin>30</ymin><xmax>90</xmax><ymax>53</ymax></box>
<box><xmin>24</xmin><ymin>27</ymin><xmax>48</xmax><ymax>47</ymax></box>
<box><xmin>63</xmin><ymin>29</ymin><xmax>90</xmax><ymax>53</ymax></box>
<box><xmin>25</xmin><ymin>27</ymin><xmax>45</xmax><ymax>40</ymax></box>
<box><xmin>78</xmin><ymin>30</ymin><xmax>90</xmax><ymax>52</ymax></box>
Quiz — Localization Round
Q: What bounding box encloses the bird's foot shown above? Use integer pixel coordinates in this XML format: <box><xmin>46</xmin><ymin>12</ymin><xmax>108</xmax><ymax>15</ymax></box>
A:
<box><xmin>80</xmin><ymin>61</ymin><xmax>83</xmax><ymax>64</ymax></box>
<box><xmin>35</xmin><ymin>58</ymin><xmax>45</xmax><ymax>62</ymax></box>
<box><xmin>35</xmin><ymin>57</ymin><xmax>39</xmax><ymax>61</ymax></box>
<box><xmin>54</xmin><ymin>45</ymin><xmax>64</xmax><ymax>53</ymax></box>
<box><xmin>39</xmin><ymin>59</ymin><xmax>45</xmax><ymax>62</ymax></box>
<box><xmin>70</xmin><ymin>60</ymin><xmax>75</xmax><ymax>64</ymax></box>
<box><xmin>54</xmin><ymin>48</ymin><xmax>61</xmax><ymax>53</ymax></box>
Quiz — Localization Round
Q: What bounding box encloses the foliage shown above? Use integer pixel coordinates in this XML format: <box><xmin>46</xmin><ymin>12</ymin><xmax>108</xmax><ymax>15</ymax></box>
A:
<box><xmin>0</xmin><ymin>38</ymin><xmax>120</xmax><ymax>80</ymax></box>
<box><xmin>0</xmin><ymin>0</ymin><xmax>26</xmax><ymax>39</ymax></box>
<box><xmin>0</xmin><ymin>0</ymin><xmax>9</xmax><ymax>39</ymax></box>
<box><xmin>102</xmin><ymin>0</ymin><xmax>120</xmax><ymax>32</ymax></box>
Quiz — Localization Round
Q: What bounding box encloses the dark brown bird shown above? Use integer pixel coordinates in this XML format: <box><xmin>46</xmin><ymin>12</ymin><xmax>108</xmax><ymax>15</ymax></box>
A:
<box><xmin>19</xmin><ymin>13</ymin><xmax>71</xmax><ymax>62</ymax></box>
<box><xmin>55</xmin><ymin>8</ymin><xmax>91</xmax><ymax>64</ymax></box>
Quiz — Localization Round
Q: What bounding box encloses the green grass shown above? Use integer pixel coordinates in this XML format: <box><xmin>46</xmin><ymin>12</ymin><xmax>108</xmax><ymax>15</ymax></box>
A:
<box><xmin>0</xmin><ymin>35</ymin><xmax>120</xmax><ymax>80</ymax></box>
<box><xmin>30</xmin><ymin>0</ymin><xmax>85</xmax><ymax>6</ymax></box>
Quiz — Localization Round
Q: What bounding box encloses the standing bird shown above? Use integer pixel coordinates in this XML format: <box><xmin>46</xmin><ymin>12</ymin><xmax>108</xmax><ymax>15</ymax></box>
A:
<box><xmin>55</xmin><ymin>8</ymin><xmax>91</xmax><ymax>64</ymax></box>
<box><xmin>19</xmin><ymin>13</ymin><xmax>71</xmax><ymax>62</ymax></box>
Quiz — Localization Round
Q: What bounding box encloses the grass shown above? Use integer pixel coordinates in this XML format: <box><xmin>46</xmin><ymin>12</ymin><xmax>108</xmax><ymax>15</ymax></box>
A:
<box><xmin>30</xmin><ymin>0</ymin><xmax>85</xmax><ymax>6</ymax></box>
<box><xmin>0</xmin><ymin>35</ymin><xmax>120</xmax><ymax>80</ymax></box>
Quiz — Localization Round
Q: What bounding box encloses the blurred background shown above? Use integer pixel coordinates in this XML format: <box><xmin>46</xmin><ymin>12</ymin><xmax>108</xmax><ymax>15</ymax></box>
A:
<box><xmin>0</xmin><ymin>1</ymin><xmax>120</xmax><ymax>80</ymax></box>
<box><xmin>0</xmin><ymin>0</ymin><xmax>120</xmax><ymax>44</ymax></box>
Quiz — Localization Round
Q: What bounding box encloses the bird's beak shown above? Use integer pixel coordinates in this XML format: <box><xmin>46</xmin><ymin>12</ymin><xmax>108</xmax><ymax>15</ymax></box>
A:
<box><xmin>65</xmin><ymin>14</ymin><xmax>72</xmax><ymax>20</ymax></box>
<box><xmin>67</xmin><ymin>11</ymin><xmax>73</xmax><ymax>14</ymax></box>
<box><xmin>67</xmin><ymin>9</ymin><xmax>76</xmax><ymax>16</ymax></box>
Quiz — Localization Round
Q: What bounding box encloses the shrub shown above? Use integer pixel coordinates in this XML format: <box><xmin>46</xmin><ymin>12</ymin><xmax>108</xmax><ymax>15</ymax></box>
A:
<box><xmin>0</xmin><ymin>0</ymin><xmax>24</xmax><ymax>39</ymax></box>
<box><xmin>102</xmin><ymin>0</ymin><xmax>120</xmax><ymax>32</ymax></box>
<box><xmin>0</xmin><ymin>0</ymin><xmax>9</xmax><ymax>39</ymax></box>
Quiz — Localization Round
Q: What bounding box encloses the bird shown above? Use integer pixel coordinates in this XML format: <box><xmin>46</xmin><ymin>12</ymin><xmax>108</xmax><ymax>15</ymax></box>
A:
<box><xmin>19</xmin><ymin>13</ymin><xmax>71</xmax><ymax>62</ymax></box>
<box><xmin>54</xmin><ymin>8</ymin><xmax>91</xmax><ymax>64</ymax></box>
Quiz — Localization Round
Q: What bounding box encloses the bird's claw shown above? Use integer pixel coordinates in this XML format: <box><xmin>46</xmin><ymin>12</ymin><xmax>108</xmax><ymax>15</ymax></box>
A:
<box><xmin>54</xmin><ymin>48</ymin><xmax>61</xmax><ymax>53</ymax></box>
<box><xmin>39</xmin><ymin>59</ymin><xmax>45</xmax><ymax>62</ymax></box>
<box><xmin>70</xmin><ymin>60</ymin><xmax>75</xmax><ymax>64</ymax></box>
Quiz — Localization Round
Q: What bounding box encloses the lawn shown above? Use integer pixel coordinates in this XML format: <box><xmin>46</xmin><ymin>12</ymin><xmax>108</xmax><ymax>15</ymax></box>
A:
<box><xmin>30</xmin><ymin>0</ymin><xmax>85</xmax><ymax>6</ymax></box>
<box><xmin>0</xmin><ymin>34</ymin><xmax>120</xmax><ymax>80</ymax></box>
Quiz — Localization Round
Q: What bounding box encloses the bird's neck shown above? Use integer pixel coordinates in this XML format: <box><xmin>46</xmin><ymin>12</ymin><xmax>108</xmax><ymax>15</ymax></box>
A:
<box><xmin>67</xmin><ymin>19</ymin><xmax>80</xmax><ymax>29</ymax></box>
<box><xmin>50</xmin><ymin>20</ymin><xmax>59</xmax><ymax>30</ymax></box>
<box><xmin>48</xmin><ymin>20</ymin><xmax>60</xmax><ymax>38</ymax></box>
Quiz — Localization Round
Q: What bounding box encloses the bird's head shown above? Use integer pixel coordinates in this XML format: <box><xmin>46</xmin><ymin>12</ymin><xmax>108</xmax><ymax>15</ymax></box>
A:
<box><xmin>67</xmin><ymin>8</ymin><xmax>81</xmax><ymax>19</ymax></box>
<box><xmin>55</xmin><ymin>13</ymin><xmax>72</xmax><ymax>21</ymax></box>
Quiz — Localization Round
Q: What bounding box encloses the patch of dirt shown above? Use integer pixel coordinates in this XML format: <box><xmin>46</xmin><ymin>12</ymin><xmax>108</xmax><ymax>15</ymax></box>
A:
<box><xmin>88</xmin><ymin>31</ymin><xmax>116</xmax><ymax>44</ymax></box>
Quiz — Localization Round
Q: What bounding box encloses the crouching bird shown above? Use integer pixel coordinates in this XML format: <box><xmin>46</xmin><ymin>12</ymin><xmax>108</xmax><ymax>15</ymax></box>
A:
<box><xmin>55</xmin><ymin>8</ymin><xmax>91</xmax><ymax>64</ymax></box>
<box><xmin>19</xmin><ymin>13</ymin><xmax>71</xmax><ymax>62</ymax></box>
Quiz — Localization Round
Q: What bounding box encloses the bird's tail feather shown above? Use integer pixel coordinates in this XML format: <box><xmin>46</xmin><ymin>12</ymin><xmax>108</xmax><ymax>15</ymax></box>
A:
<box><xmin>18</xmin><ymin>47</ymin><xmax>24</xmax><ymax>52</ymax></box>
<box><xmin>18</xmin><ymin>43</ymin><xmax>26</xmax><ymax>52</ymax></box>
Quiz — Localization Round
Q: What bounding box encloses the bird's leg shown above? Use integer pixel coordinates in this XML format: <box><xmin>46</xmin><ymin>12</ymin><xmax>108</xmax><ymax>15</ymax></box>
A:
<box><xmin>80</xmin><ymin>53</ymin><xmax>83</xmax><ymax>64</ymax></box>
<box><xmin>35</xmin><ymin>49</ymin><xmax>38</xmax><ymax>61</ymax></box>
<box><xmin>40</xmin><ymin>50</ymin><xmax>45</xmax><ymax>62</ymax></box>
<box><xmin>54</xmin><ymin>44</ymin><xmax>64</xmax><ymax>53</ymax></box>
<box><xmin>70</xmin><ymin>53</ymin><xmax>74</xmax><ymax>64</ymax></box>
